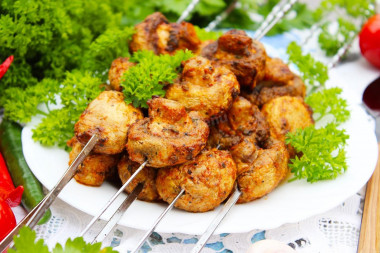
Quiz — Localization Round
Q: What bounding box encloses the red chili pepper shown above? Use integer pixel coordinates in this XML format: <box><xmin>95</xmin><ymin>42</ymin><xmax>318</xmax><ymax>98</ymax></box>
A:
<box><xmin>0</xmin><ymin>152</ymin><xmax>24</xmax><ymax>207</ymax></box>
<box><xmin>0</xmin><ymin>200</ymin><xmax>16</xmax><ymax>242</ymax></box>
<box><xmin>0</xmin><ymin>55</ymin><xmax>14</xmax><ymax>79</ymax></box>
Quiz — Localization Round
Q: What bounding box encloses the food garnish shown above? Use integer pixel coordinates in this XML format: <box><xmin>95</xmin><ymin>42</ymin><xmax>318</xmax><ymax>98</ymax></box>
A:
<box><xmin>285</xmin><ymin>42</ymin><xmax>350</xmax><ymax>182</ymax></box>
<box><xmin>286</xmin><ymin>42</ymin><xmax>328</xmax><ymax>94</ymax></box>
<box><xmin>120</xmin><ymin>50</ymin><xmax>193</xmax><ymax>108</ymax></box>
<box><xmin>286</xmin><ymin>123</ymin><xmax>349</xmax><ymax>182</ymax></box>
<box><xmin>305</xmin><ymin>87</ymin><xmax>350</xmax><ymax>124</ymax></box>
<box><xmin>0</xmin><ymin>200</ymin><xmax>16</xmax><ymax>242</ymax></box>
<box><xmin>0</xmin><ymin>152</ymin><xmax>24</xmax><ymax>207</ymax></box>
<box><xmin>9</xmin><ymin>227</ymin><xmax>117</xmax><ymax>253</ymax></box>
<box><xmin>31</xmin><ymin>72</ymin><xmax>104</xmax><ymax>149</ymax></box>
<box><xmin>314</xmin><ymin>0</ymin><xmax>375</xmax><ymax>56</ymax></box>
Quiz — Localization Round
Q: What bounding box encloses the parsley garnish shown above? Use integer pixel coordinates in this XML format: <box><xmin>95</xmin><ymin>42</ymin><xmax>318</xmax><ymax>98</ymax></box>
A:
<box><xmin>2</xmin><ymin>79</ymin><xmax>60</xmax><ymax>123</ymax></box>
<box><xmin>286</xmin><ymin>123</ymin><xmax>349</xmax><ymax>182</ymax></box>
<box><xmin>120</xmin><ymin>50</ymin><xmax>193</xmax><ymax>108</ymax></box>
<box><xmin>305</xmin><ymin>87</ymin><xmax>350</xmax><ymax>124</ymax></box>
<box><xmin>313</xmin><ymin>0</ymin><xmax>375</xmax><ymax>56</ymax></box>
<box><xmin>9</xmin><ymin>227</ymin><xmax>117</xmax><ymax>253</ymax></box>
<box><xmin>286</xmin><ymin>42</ymin><xmax>329</xmax><ymax>94</ymax></box>
<box><xmin>286</xmin><ymin>41</ymin><xmax>350</xmax><ymax>182</ymax></box>
<box><xmin>32</xmin><ymin>71</ymin><xmax>104</xmax><ymax>149</ymax></box>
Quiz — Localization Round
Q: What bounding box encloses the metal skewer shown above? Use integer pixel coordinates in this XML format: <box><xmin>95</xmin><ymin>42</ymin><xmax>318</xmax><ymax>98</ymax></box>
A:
<box><xmin>177</xmin><ymin>0</ymin><xmax>200</xmax><ymax>23</ymax></box>
<box><xmin>80</xmin><ymin>160</ymin><xmax>148</xmax><ymax>237</ymax></box>
<box><xmin>253</xmin><ymin>0</ymin><xmax>289</xmax><ymax>39</ymax></box>
<box><xmin>132</xmin><ymin>188</ymin><xmax>186</xmax><ymax>253</ymax></box>
<box><xmin>0</xmin><ymin>134</ymin><xmax>99</xmax><ymax>252</ymax></box>
<box><xmin>91</xmin><ymin>183</ymin><xmax>144</xmax><ymax>243</ymax></box>
<box><xmin>327</xmin><ymin>33</ymin><xmax>357</xmax><ymax>69</ymax></box>
<box><xmin>253</xmin><ymin>0</ymin><xmax>298</xmax><ymax>40</ymax></box>
<box><xmin>205</xmin><ymin>0</ymin><xmax>239</xmax><ymax>32</ymax></box>
<box><xmin>191</xmin><ymin>185</ymin><xmax>241</xmax><ymax>253</ymax></box>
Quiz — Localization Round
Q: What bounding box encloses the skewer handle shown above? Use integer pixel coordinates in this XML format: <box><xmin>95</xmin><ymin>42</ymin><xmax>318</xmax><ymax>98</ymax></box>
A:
<box><xmin>191</xmin><ymin>186</ymin><xmax>241</xmax><ymax>253</ymax></box>
<box><xmin>0</xmin><ymin>133</ymin><xmax>99</xmax><ymax>252</ymax></box>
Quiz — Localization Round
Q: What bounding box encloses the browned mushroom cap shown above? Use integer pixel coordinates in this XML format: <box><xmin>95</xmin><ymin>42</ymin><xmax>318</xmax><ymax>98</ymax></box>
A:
<box><xmin>242</xmin><ymin>57</ymin><xmax>306</xmax><ymax>107</ymax></box>
<box><xmin>200</xmin><ymin>30</ymin><xmax>267</xmax><ymax>89</ymax></box>
<box><xmin>261</xmin><ymin>95</ymin><xmax>314</xmax><ymax>157</ymax></box>
<box><xmin>129</xmin><ymin>12</ymin><xmax>201</xmax><ymax>55</ymax></box>
<box><xmin>127</xmin><ymin>97</ymin><xmax>209</xmax><ymax>167</ymax></box>
<box><xmin>207</xmin><ymin>96</ymin><xmax>269</xmax><ymax>150</ymax></box>
<box><xmin>165</xmin><ymin>56</ymin><xmax>240</xmax><ymax>120</ymax></box>
<box><xmin>129</xmin><ymin>12</ymin><xmax>169</xmax><ymax>54</ymax></box>
<box><xmin>108</xmin><ymin>57</ymin><xmax>136</xmax><ymax>92</ymax></box>
<box><xmin>117</xmin><ymin>154</ymin><xmax>159</xmax><ymax>202</ymax></box>
<box><xmin>156</xmin><ymin>149</ymin><xmax>237</xmax><ymax>212</ymax></box>
<box><xmin>67</xmin><ymin>137</ymin><xmax>120</xmax><ymax>186</ymax></box>
<box><xmin>231</xmin><ymin>137</ymin><xmax>289</xmax><ymax>203</ymax></box>
<box><xmin>74</xmin><ymin>90</ymin><xmax>143</xmax><ymax>155</ymax></box>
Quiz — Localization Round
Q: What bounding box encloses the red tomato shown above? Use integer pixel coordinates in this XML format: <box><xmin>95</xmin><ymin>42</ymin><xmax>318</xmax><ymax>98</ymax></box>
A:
<box><xmin>0</xmin><ymin>200</ymin><xmax>16</xmax><ymax>241</ymax></box>
<box><xmin>359</xmin><ymin>14</ymin><xmax>380</xmax><ymax>69</ymax></box>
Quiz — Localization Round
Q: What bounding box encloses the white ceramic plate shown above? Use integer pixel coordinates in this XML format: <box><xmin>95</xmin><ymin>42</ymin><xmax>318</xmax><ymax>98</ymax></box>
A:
<box><xmin>21</xmin><ymin>61</ymin><xmax>379</xmax><ymax>235</ymax></box>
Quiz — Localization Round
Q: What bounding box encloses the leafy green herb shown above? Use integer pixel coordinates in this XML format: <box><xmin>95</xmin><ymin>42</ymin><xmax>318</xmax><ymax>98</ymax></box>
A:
<box><xmin>314</xmin><ymin>0</ymin><xmax>375</xmax><ymax>56</ymax></box>
<box><xmin>285</xmin><ymin>40</ymin><xmax>350</xmax><ymax>183</ymax></box>
<box><xmin>286</xmin><ymin>41</ymin><xmax>329</xmax><ymax>93</ymax></box>
<box><xmin>121</xmin><ymin>50</ymin><xmax>193</xmax><ymax>108</ymax></box>
<box><xmin>0</xmin><ymin>0</ymin><xmax>134</xmax><ymax>119</ymax></box>
<box><xmin>32</xmin><ymin>71</ymin><xmax>103</xmax><ymax>149</ymax></box>
<box><xmin>0</xmin><ymin>0</ymin><xmax>130</xmax><ymax>92</ymax></box>
<box><xmin>81</xmin><ymin>26</ymin><xmax>135</xmax><ymax>82</ymax></box>
<box><xmin>255</xmin><ymin>0</ymin><xmax>316</xmax><ymax>36</ymax></box>
<box><xmin>306</xmin><ymin>87</ymin><xmax>350</xmax><ymax>124</ymax></box>
<box><xmin>9</xmin><ymin>226</ymin><xmax>117</xmax><ymax>253</ymax></box>
<box><xmin>286</xmin><ymin>123</ymin><xmax>349</xmax><ymax>182</ymax></box>
<box><xmin>318</xmin><ymin>18</ymin><xmax>357</xmax><ymax>56</ymax></box>
<box><xmin>2</xmin><ymin>79</ymin><xmax>60</xmax><ymax>123</ymax></box>
<box><xmin>194</xmin><ymin>26</ymin><xmax>222</xmax><ymax>41</ymax></box>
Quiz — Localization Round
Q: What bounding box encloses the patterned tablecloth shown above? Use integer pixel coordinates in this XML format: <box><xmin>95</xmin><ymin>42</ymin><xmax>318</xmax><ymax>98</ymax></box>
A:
<box><xmin>12</xmin><ymin>30</ymin><xmax>380</xmax><ymax>253</ymax></box>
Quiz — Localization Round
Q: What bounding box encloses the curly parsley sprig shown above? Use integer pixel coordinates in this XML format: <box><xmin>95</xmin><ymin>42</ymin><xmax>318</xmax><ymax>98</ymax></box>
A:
<box><xmin>286</xmin><ymin>123</ymin><xmax>349</xmax><ymax>182</ymax></box>
<box><xmin>305</xmin><ymin>87</ymin><xmax>350</xmax><ymax>124</ymax></box>
<box><xmin>313</xmin><ymin>0</ymin><xmax>375</xmax><ymax>56</ymax></box>
<box><xmin>286</xmin><ymin>41</ymin><xmax>350</xmax><ymax>182</ymax></box>
<box><xmin>9</xmin><ymin>226</ymin><xmax>117</xmax><ymax>253</ymax></box>
<box><xmin>32</xmin><ymin>71</ymin><xmax>104</xmax><ymax>149</ymax></box>
<box><xmin>286</xmin><ymin>41</ymin><xmax>329</xmax><ymax>94</ymax></box>
<box><xmin>120</xmin><ymin>50</ymin><xmax>193</xmax><ymax>108</ymax></box>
